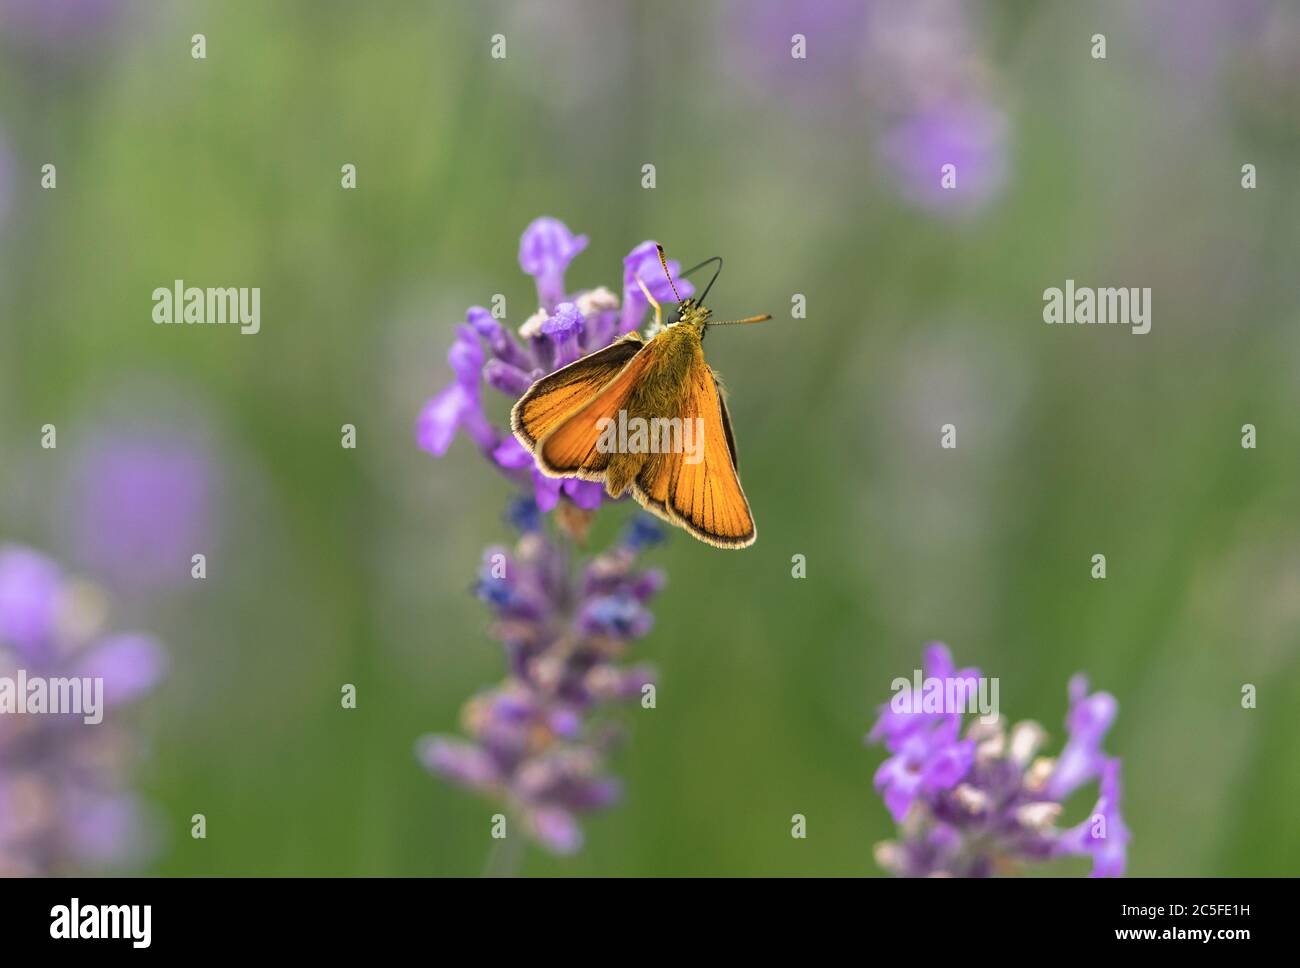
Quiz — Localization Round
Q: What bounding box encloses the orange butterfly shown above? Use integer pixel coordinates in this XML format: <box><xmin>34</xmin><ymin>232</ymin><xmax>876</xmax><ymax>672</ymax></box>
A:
<box><xmin>511</xmin><ymin>246</ymin><xmax>769</xmax><ymax>548</ymax></box>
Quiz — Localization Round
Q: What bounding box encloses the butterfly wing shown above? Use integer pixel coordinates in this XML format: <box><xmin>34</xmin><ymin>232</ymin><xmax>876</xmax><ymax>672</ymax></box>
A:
<box><xmin>511</xmin><ymin>333</ymin><xmax>644</xmax><ymax>452</ymax></box>
<box><xmin>632</xmin><ymin>362</ymin><xmax>755</xmax><ymax>548</ymax></box>
<box><xmin>714</xmin><ymin>375</ymin><xmax>739</xmax><ymax>469</ymax></box>
<box><xmin>534</xmin><ymin>347</ymin><xmax>660</xmax><ymax>481</ymax></box>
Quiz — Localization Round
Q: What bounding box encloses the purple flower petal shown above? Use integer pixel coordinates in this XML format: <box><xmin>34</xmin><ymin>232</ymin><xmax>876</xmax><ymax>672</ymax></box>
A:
<box><xmin>548</xmin><ymin>707</ymin><xmax>582</xmax><ymax>739</ymax></box>
<box><xmin>63</xmin><ymin>791</ymin><xmax>156</xmax><ymax>869</ymax></box>
<box><xmin>867</xmin><ymin>642</ymin><xmax>980</xmax><ymax>753</ymax></box>
<box><xmin>876</xmin><ymin>98</ymin><xmax>1010</xmax><ymax>217</ymax></box>
<box><xmin>416</xmin><ymin>384</ymin><xmax>472</xmax><ymax>456</ymax></box>
<box><xmin>65</xmin><ymin>427</ymin><xmax>218</xmax><ymax>594</ymax></box>
<box><xmin>528</xmin><ymin>805</ymin><xmax>583</xmax><ymax>855</ymax></box>
<box><xmin>563</xmin><ymin>777</ymin><xmax>622</xmax><ymax>811</ymax></box>
<box><xmin>619</xmin><ymin>241</ymin><xmax>695</xmax><ymax>334</ymax></box>
<box><xmin>562</xmin><ymin>479</ymin><xmax>605</xmax><ymax>510</ymax></box>
<box><xmin>492</xmin><ymin>436</ymin><xmax>534</xmax><ymax>470</ymax></box>
<box><xmin>484</xmin><ymin>358</ymin><xmax>535</xmax><ymax>398</ymax></box>
<box><xmin>1054</xmin><ymin>757</ymin><xmax>1129</xmax><ymax>877</ymax></box>
<box><xmin>447</xmin><ymin>324</ymin><xmax>484</xmax><ymax>388</ymax></box>
<box><xmin>416</xmin><ymin>736</ymin><xmax>501</xmax><ymax>791</ymax></box>
<box><xmin>519</xmin><ymin>217</ymin><xmax>588</xmax><ymax>310</ymax></box>
<box><xmin>531</xmin><ymin>471</ymin><xmax>562</xmax><ymax>512</ymax></box>
<box><xmin>418</xmin><ymin>328</ymin><xmax>497</xmax><ymax>456</ymax></box>
<box><xmin>467</xmin><ymin>306</ymin><xmax>533</xmax><ymax>371</ymax></box>
<box><xmin>578</xmin><ymin>594</ymin><xmax>654</xmax><ymax>639</ymax></box>
<box><xmin>0</xmin><ymin>545</ymin><xmax>63</xmax><ymax>656</ymax></box>
<box><xmin>874</xmin><ymin>749</ymin><xmax>926</xmax><ymax>824</ymax></box>
<box><xmin>922</xmin><ymin>641</ymin><xmax>954</xmax><ymax>679</ymax></box>
<box><xmin>75</xmin><ymin>633</ymin><xmax>167</xmax><ymax>706</ymax></box>
<box><xmin>541</xmin><ymin>302</ymin><xmax>583</xmax><ymax>340</ymax></box>
<box><xmin>542</xmin><ymin>302</ymin><xmax>585</xmax><ymax>367</ymax></box>
<box><xmin>1046</xmin><ymin>675</ymin><xmax>1118</xmax><ymax>800</ymax></box>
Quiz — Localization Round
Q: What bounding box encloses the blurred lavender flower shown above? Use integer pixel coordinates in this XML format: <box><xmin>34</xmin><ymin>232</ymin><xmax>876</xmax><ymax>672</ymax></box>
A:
<box><xmin>0</xmin><ymin>544</ymin><xmax>167</xmax><ymax>875</ymax></box>
<box><xmin>724</xmin><ymin>0</ymin><xmax>871</xmax><ymax>105</ymax></box>
<box><xmin>417</xmin><ymin>217</ymin><xmax>692</xmax><ymax>517</ymax></box>
<box><xmin>1134</xmin><ymin>1</ymin><xmax>1300</xmax><ymax>133</ymax></box>
<box><xmin>868</xmin><ymin>643</ymin><xmax>1129</xmax><ymax>877</ymax></box>
<box><xmin>0</xmin><ymin>0</ymin><xmax>126</xmax><ymax>48</ymax></box>
<box><xmin>1131</xmin><ymin>0</ymin><xmax>1272</xmax><ymax>89</ymax></box>
<box><xmin>727</xmin><ymin>0</ymin><xmax>1012</xmax><ymax>217</ymax></box>
<box><xmin>417</xmin><ymin>515</ymin><xmax>663</xmax><ymax>856</ymax></box>
<box><xmin>875</xmin><ymin>98</ymin><xmax>1009</xmax><ymax>216</ymax></box>
<box><xmin>62</xmin><ymin>423</ymin><xmax>219</xmax><ymax>595</ymax></box>
<box><xmin>863</xmin><ymin>1</ymin><xmax>1010</xmax><ymax>217</ymax></box>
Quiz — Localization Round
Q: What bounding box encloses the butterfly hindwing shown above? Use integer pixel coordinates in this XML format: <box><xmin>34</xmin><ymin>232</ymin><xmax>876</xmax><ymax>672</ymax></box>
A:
<box><xmin>632</xmin><ymin>360</ymin><xmax>754</xmax><ymax>547</ymax></box>
<box><xmin>714</xmin><ymin>375</ymin><xmax>739</xmax><ymax>469</ymax></box>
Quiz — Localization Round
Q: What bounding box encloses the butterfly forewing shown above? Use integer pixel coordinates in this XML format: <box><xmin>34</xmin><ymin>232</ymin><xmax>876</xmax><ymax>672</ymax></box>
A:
<box><xmin>536</xmin><ymin>347</ymin><xmax>656</xmax><ymax>477</ymax></box>
<box><xmin>511</xmin><ymin>334</ymin><xmax>644</xmax><ymax>449</ymax></box>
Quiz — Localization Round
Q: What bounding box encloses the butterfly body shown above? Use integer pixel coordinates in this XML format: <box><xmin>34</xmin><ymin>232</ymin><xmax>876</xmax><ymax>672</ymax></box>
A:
<box><xmin>601</xmin><ymin>312</ymin><xmax>704</xmax><ymax>498</ymax></box>
<box><xmin>511</xmin><ymin>250</ymin><xmax>767</xmax><ymax>549</ymax></box>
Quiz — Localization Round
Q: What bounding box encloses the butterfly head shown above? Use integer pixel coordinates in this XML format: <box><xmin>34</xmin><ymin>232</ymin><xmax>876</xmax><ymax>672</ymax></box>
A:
<box><xmin>655</xmin><ymin>244</ymin><xmax>770</xmax><ymax>337</ymax></box>
<box><xmin>670</xmin><ymin>298</ymin><xmax>712</xmax><ymax>333</ymax></box>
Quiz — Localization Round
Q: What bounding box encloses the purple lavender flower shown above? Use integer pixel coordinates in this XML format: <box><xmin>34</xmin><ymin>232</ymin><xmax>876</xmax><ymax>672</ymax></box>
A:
<box><xmin>517</xmin><ymin>216</ymin><xmax>588</xmax><ymax>312</ymax></box>
<box><xmin>875</xmin><ymin>98</ymin><xmax>1009</xmax><ymax>216</ymax></box>
<box><xmin>0</xmin><ymin>544</ymin><xmax>167</xmax><ymax>875</ymax></box>
<box><xmin>723</xmin><ymin>0</ymin><xmax>872</xmax><ymax>104</ymax></box>
<box><xmin>416</xmin><ymin>516</ymin><xmax>663</xmax><ymax>856</ymax></box>
<box><xmin>62</xmin><ymin>422</ymin><xmax>219</xmax><ymax>595</ymax></box>
<box><xmin>1130</xmin><ymin>0</ymin><xmax>1273</xmax><ymax>89</ymax></box>
<box><xmin>727</xmin><ymin>0</ymin><xmax>1013</xmax><ymax>217</ymax></box>
<box><xmin>417</xmin><ymin>218</ymin><xmax>689</xmax><ymax>517</ymax></box>
<box><xmin>416</xmin><ymin>324</ymin><xmax>496</xmax><ymax>458</ymax></box>
<box><xmin>862</xmin><ymin>1</ymin><xmax>1011</xmax><ymax>217</ymax></box>
<box><xmin>620</xmin><ymin>241</ymin><xmax>694</xmax><ymax>336</ymax></box>
<box><xmin>417</xmin><ymin>220</ymin><xmax>680</xmax><ymax>863</ymax></box>
<box><xmin>867</xmin><ymin>643</ymin><xmax>1128</xmax><ymax>877</ymax></box>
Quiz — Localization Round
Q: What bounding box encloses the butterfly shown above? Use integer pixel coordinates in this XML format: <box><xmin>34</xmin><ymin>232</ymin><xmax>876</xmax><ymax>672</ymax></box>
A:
<box><xmin>511</xmin><ymin>246</ymin><xmax>769</xmax><ymax>548</ymax></box>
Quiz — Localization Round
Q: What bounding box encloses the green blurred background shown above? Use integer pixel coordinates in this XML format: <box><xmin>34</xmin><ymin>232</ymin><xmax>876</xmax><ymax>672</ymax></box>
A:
<box><xmin>1</xmin><ymin>0</ymin><xmax>1297</xmax><ymax>875</ymax></box>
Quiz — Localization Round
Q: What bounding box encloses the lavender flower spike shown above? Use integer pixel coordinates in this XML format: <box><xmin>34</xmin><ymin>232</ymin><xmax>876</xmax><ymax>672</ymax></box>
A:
<box><xmin>417</xmin><ymin>515</ymin><xmax>664</xmax><ymax>856</ymax></box>
<box><xmin>417</xmin><ymin>221</ymin><xmax>683</xmax><ymax>863</ymax></box>
<box><xmin>867</xmin><ymin>643</ymin><xmax>1128</xmax><ymax>877</ymax></box>
<box><xmin>0</xmin><ymin>544</ymin><xmax>167</xmax><ymax>875</ymax></box>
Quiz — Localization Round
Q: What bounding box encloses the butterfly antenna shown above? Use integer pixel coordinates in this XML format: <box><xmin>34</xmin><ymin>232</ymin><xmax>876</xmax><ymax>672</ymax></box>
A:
<box><xmin>655</xmin><ymin>244</ymin><xmax>684</xmax><ymax>304</ymax></box>
<box><xmin>709</xmin><ymin>313</ymin><xmax>772</xmax><ymax>327</ymax></box>
<box><xmin>682</xmin><ymin>256</ymin><xmax>724</xmax><ymax>305</ymax></box>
